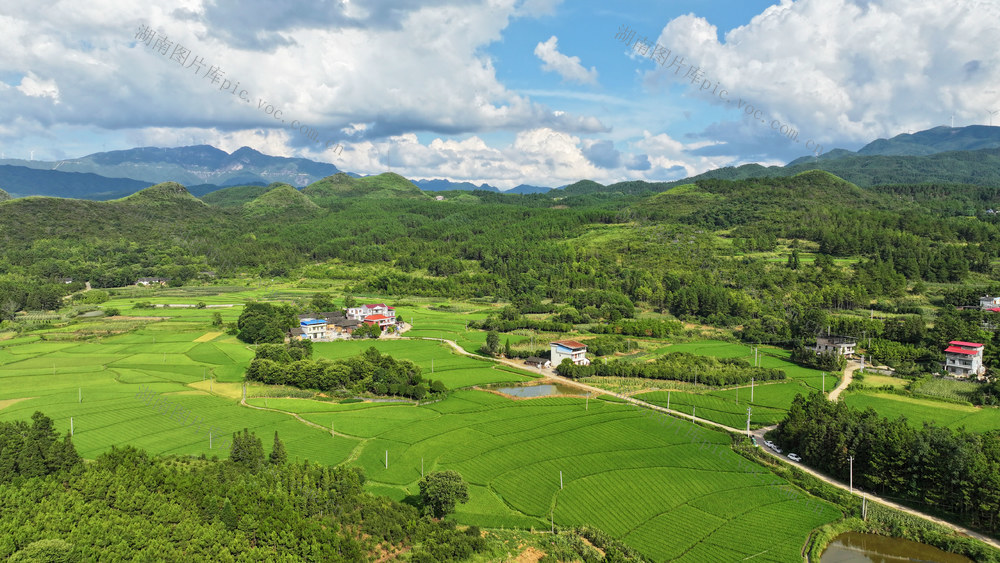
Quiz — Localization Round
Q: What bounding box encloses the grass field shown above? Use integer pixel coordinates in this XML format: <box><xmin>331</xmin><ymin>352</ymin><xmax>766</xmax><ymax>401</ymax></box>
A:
<box><xmin>843</xmin><ymin>392</ymin><xmax>1000</xmax><ymax>432</ymax></box>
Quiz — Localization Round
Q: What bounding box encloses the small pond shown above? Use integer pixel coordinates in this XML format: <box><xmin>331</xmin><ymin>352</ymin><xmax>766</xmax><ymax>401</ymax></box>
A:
<box><xmin>495</xmin><ymin>383</ymin><xmax>589</xmax><ymax>398</ymax></box>
<box><xmin>821</xmin><ymin>532</ymin><xmax>973</xmax><ymax>563</ymax></box>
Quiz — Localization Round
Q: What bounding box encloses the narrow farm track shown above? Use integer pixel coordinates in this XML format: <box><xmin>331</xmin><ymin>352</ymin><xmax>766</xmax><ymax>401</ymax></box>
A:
<box><xmin>828</xmin><ymin>360</ymin><xmax>861</xmax><ymax>402</ymax></box>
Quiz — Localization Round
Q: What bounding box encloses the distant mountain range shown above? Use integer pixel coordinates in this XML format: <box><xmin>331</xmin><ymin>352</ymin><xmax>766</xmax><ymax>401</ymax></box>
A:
<box><xmin>3</xmin><ymin>125</ymin><xmax>1000</xmax><ymax>201</ymax></box>
<box><xmin>798</xmin><ymin>125</ymin><xmax>1000</xmax><ymax>162</ymax></box>
<box><xmin>412</xmin><ymin>179</ymin><xmax>552</xmax><ymax>194</ymax></box>
<box><xmin>0</xmin><ymin>145</ymin><xmax>340</xmax><ymax>189</ymax></box>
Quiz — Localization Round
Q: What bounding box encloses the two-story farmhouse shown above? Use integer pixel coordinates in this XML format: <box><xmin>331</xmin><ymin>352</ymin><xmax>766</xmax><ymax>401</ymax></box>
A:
<box><xmin>814</xmin><ymin>335</ymin><xmax>856</xmax><ymax>357</ymax></box>
<box><xmin>550</xmin><ymin>340</ymin><xmax>590</xmax><ymax>366</ymax></box>
<box><xmin>347</xmin><ymin>304</ymin><xmax>396</xmax><ymax>321</ymax></box>
<box><xmin>944</xmin><ymin>341</ymin><xmax>986</xmax><ymax>378</ymax></box>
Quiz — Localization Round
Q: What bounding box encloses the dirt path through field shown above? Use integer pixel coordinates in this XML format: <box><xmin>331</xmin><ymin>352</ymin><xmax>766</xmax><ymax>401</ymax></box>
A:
<box><xmin>828</xmin><ymin>360</ymin><xmax>861</xmax><ymax>401</ymax></box>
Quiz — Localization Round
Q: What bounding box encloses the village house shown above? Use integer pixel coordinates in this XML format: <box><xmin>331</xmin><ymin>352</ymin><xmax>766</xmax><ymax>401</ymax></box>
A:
<box><xmin>944</xmin><ymin>341</ymin><xmax>986</xmax><ymax>378</ymax></box>
<box><xmin>524</xmin><ymin>357</ymin><xmax>552</xmax><ymax>369</ymax></box>
<box><xmin>347</xmin><ymin>303</ymin><xmax>396</xmax><ymax>321</ymax></box>
<box><xmin>362</xmin><ymin>314</ymin><xmax>395</xmax><ymax>331</ymax></box>
<box><xmin>292</xmin><ymin>312</ymin><xmax>364</xmax><ymax>341</ymax></box>
<box><xmin>136</xmin><ymin>277</ymin><xmax>169</xmax><ymax>286</ymax></box>
<box><xmin>981</xmin><ymin>296</ymin><xmax>1000</xmax><ymax>310</ymax></box>
<box><xmin>299</xmin><ymin>318</ymin><xmax>328</xmax><ymax>340</ymax></box>
<box><xmin>550</xmin><ymin>340</ymin><xmax>590</xmax><ymax>366</ymax></box>
<box><xmin>814</xmin><ymin>335</ymin><xmax>856</xmax><ymax>357</ymax></box>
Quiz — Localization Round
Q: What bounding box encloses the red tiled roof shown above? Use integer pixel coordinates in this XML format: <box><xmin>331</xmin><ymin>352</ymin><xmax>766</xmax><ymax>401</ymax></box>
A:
<box><xmin>364</xmin><ymin>303</ymin><xmax>386</xmax><ymax>309</ymax></box>
<box><xmin>365</xmin><ymin>314</ymin><xmax>390</xmax><ymax>321</ymax></box>
<box><xmin>949</xmin><ymin>341</ymin><xmax>983</xmax><ymax>347</ymax></box>
<box><xmin>551</xmin><ymin>340</ymin><xmax>587</xmax><ymax>350</ymax></box>
<box><xmin>945</xmin><ymin>346</ymin><xmax>979</xmax><ymax>355</ymax></box>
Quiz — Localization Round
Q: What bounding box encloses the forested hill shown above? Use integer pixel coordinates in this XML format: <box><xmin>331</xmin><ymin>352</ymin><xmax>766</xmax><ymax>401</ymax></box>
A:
<box><xmin>4</xmin><ymin>166</ymin><xmax>999</xmax><ymax>338</ymax></box>
<box><xmin>816</xmin><ymin>125</ymin><xmax>1000</xmax><ymax>159</ymax></box>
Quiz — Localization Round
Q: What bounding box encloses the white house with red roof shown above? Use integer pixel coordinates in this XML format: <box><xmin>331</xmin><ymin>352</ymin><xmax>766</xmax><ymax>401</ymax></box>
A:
<box><xmin>943</xmin><ymin>341</ymin><xmax>985</xmax><ymax>378</ymax></box>
<box><xmin>362</xmin><ymin>314</ymin><xmax>395</xmax><ymax>330</ymax></box>
<box><xmin>551</xmin><ymin>340</ymin><xmax>590</xmax><ymax>366</ymax></box>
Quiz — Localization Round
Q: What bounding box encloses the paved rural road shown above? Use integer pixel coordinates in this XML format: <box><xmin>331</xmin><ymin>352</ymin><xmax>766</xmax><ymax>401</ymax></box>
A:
<box><xmin>422</xmin><ymin>337</ymin><xmax>1000</xmax><ymax>550</ymax></box>
<box><xmin>828</xmin><ymin>360</ymin><xmax>861</xmax><ymax>402</ymax></box>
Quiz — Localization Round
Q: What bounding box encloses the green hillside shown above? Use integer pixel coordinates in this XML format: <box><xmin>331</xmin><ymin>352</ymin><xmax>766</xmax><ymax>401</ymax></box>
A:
<box><xmin>113</xmin><ymin>182</ymin><xmax>206</xmax><ymax>207</ymax></box>
<box><xmin>303</xmin><ymin>172</ymin><xmax>429</xmax><ymax>206</ymax></box>
<box><xmin>0</xmin><ymin>187</ymin><xmax>9</xmax><ymax>202</ymax></box>
<box><xmin>200</xmin><ymin>184</ymin><xmax>274</xmax><ymax>207</ymax></box>
<box><xmin>243</xmin><ymin>183</ymin><xmax>321</xmax><ymax>217</ymax></box>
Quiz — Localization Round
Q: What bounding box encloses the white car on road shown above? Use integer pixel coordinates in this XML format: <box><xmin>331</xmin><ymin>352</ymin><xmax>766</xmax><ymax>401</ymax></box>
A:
<box><xmin>787</xmin><ymin>453</ymin><xmax>801</xmax><ymax>462</ymax></box>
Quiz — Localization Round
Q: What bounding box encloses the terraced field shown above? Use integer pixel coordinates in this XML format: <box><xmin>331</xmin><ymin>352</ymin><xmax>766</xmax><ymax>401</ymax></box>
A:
<box><xmin>283</xmin><ymin>390</ymin><xmax>840</xmax><ymax>561</ymax></box>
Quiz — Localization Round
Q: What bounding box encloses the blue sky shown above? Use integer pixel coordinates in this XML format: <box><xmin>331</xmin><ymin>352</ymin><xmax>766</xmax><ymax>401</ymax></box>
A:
<box><xmin>1</xmin><ymin>0</ymin><xmax>998</xmax><ymax>188</ymax></box>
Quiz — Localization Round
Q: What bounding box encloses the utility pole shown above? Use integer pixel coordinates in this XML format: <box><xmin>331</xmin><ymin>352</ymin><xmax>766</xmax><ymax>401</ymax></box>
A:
<box><xmin>849</xmin><ymin>455</ymin><xmax>854</xmax><ymax>493</ymax></box>
<box><xmin>750</xmin><ymin>378</ymin><xmax>754</xmax><ymax>402</ymax></box>
<box><xmin>385</xmin><ymin>450</ymin><xmax>388</xmax><ymax>469</ymax></box>
<box><xmin>79</xmin><ymin>388</ymin><xmax>82</xmax><ymax>403</ymax></box>
<box><xmin>746</xmin><ymin>407</ymin><xmax>751</xmax><ymax>437</ymax></box>
<box><xmin>560</xmin><ymin>471</ymin><xmax>563</xmax><ymax>490</ymax></box>
<box><xmin>70</xmin><ymin>417</ymin><xmax>74</xmax><ymax>436</ymax></box>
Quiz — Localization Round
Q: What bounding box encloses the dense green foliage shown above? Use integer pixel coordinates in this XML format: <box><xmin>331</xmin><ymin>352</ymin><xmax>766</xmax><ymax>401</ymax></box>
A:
<box><xmin>236</xmin><ymin>301</ymin><xmax>297</xmax><ymax>344</ymax></box>
<box><xmin>418</xmin><ymin>470</ymin><xmax>470</xmax><ymax>518</ymax></box>
<box><xmin>557</xmin><ymin>352</ymin><xmax>785</xmax><ymax>386</ymax></box>
<box><xmin>246</xmin><ymin>345</ymin><xmax>444</xmax><ymax>400</ymax></box>
<box><xmin>776</xmin><ymin>393</ymin><xmax>1000</xmax><ymax>533</ymax></box>
<box><xmin>0</xmin><ymin>427</ymin><xmax>486</xmax><ymax>561</ymax></box>
<box><xmin>0</xmin><ymin>412</ymin><xmax>81</xmax><ymax>483</ymax></box>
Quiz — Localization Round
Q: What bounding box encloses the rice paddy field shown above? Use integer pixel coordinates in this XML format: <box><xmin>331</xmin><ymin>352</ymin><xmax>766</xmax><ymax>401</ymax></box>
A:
<box><xmin>278</xmin><ymin>391</ymin><xmax>841</xmax><ymax>562</ymax></box>
<box><xmin>633</xmin><ymin>340</ymin><xmax>834</xmax><ymax>430</ymax></box>
<box><xmin>0</xmin><ymin>289</ymin><xmax>845</xmax><ymax>561</ymax></box>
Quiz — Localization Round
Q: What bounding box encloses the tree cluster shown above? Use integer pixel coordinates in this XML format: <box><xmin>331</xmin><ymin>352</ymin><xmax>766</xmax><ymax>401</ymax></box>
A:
<box><xmin>246</xmin><ymin>345</ymin><xmax>445</xmax><ymax>400</ymax></box>
<box><xmin>0</xmin><ymin>424</ymin><xmax>485</xmax><ymax>561</ymax></box>
<box><xmin>557</xmin><ymin>352</ymin><xmax>785</xmax><ymax>386</ymax></box>
<box><xmin>0</xmin><ymin>411</ymin><xmax>81</xmax><ymax>482</ymax></box>
<box><xmin>775</xmin><ymin>393</ymin><xmax>1000</xmax><ymax>533</ymax></box>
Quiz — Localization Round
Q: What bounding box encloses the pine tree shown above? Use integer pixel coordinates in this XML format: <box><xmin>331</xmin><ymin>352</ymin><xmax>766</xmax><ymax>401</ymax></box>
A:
<box><xmin>229</xmin><ymin>429</ymin><xmax>265</xmax><ymax>472</ymax></box>
<box><xmin>269</xmin><ymin>431</ymin><xmax>287</xmax><ymax>465</ymax></box>
<box><xmin>219</xmin><ymin>498</ymin><xmax>239</xmax><ymax>530</ymax></box>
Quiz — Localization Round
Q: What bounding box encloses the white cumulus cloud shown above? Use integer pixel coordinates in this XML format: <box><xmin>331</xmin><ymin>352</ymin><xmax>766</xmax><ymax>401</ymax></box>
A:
<box><xmin>534</xmin><ymin>36</ymin><xmax>599</xmax><ymax>85</ymax></box>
